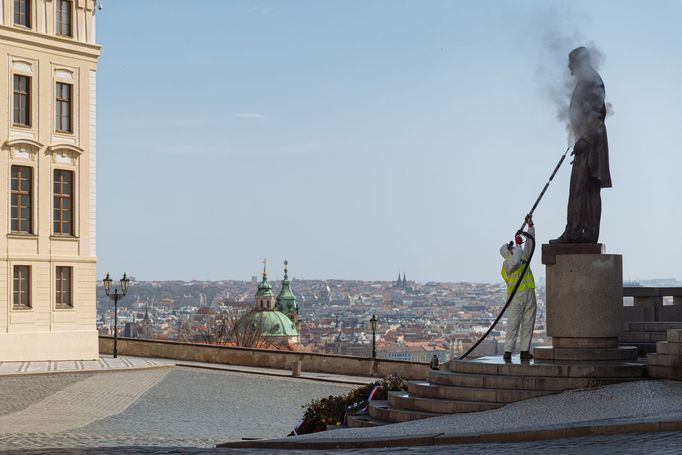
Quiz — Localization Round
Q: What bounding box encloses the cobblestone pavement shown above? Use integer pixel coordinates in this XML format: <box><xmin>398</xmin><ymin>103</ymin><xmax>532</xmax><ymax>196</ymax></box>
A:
<box><xmin>0</xmin><ymin>366</ymin><xmax>354</xmax><ymax>450</ymax></box>
<box><xmin>2</xmin><ymin>432</ymin><xmax>682</xmax><ymax>454</ymax></box>
<box><xmin>0</xmin><ymin>373</ymin><xmax>93</xmax><ymax>416</ymax></box>
<box><xmin>0</xmin><ymin>368</ymin><xmax>170</xmax><ymax>433</ymax></box>
<box><xmin>0</xmin><ymin>355</ymin><xmax>173</xmax><ymax>376</ymax></box>
<box><xmin>3</xmin><ymin>367</ymin><xmax>681</xmax><ymax>453</ymax></box>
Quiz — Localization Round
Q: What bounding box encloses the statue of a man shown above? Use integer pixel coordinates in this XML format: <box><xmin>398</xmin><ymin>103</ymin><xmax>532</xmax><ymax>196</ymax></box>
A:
<box><xmin>551</xmin><ymin>47</ymin><xmax>612</xmax><ymax>244</ymax></box>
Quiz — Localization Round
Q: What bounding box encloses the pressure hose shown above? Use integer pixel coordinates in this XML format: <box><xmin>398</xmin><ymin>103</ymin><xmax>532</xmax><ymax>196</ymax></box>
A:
<box><xmin>459</xmin><ymin>231</ymin><xmax>535</xmax><ymax>360</ymax></box>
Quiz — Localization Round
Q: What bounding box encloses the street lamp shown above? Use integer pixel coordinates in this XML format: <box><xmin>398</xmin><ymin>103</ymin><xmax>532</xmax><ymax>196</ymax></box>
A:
<box><xmin>103</xmin><ymin>273</ymin><xmax>130</xmax><ymax>358</ymax></box>
<box><xmin>370</xmin><ymin>313</ymin><xmax>377</xmax><ymax>359</ymax></box>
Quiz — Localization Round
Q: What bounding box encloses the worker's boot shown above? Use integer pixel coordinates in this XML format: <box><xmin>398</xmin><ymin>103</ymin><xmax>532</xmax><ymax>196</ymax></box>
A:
<box><xmin>503</xmin><ymin>351</ymin><xmax>512</xmax><ymax>361</ymax></box>
<box><xmin>520</xmin><ymin>351</ymin><xmax>534</xmax><ymax>360</ymax></box>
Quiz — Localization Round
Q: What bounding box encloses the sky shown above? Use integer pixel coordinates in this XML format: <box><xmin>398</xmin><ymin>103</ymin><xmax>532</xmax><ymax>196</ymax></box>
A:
<box><xmin>96</xmin><ymin>0</ymin><xmax>682</xmax><ymax>283</ymax></box>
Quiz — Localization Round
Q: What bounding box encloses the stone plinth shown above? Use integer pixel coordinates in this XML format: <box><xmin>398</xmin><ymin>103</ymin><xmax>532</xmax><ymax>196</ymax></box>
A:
<box><xmin>536</xmin><ymin>244</ymin><xmax>637</xmax><ymax>361</ymax></box>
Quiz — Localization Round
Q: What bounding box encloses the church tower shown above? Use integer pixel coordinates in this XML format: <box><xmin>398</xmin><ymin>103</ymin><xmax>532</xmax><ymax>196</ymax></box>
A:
<box><xmin>255</xmin><ymin>258</ymin><xmax>276</xmax><ymax>310</ymax></box>
<box><xmin>276</xmin><ymin>260</ymin><xmax>298</xmax><ymax>321</ymax></box>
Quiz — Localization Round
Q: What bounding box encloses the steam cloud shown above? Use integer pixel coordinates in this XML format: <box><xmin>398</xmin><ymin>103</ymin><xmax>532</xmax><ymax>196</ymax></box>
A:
<box><xmin>532</xmin><ymin>13</ymin><xmax>612</xmax><ymax>145</ymax></box>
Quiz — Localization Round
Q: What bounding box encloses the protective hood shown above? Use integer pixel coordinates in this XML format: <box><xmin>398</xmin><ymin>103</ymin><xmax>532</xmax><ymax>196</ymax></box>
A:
<box><xmin>500</xmin><ymin>243</ymin><xmax>512</xmax><ymax>259</ymax></box>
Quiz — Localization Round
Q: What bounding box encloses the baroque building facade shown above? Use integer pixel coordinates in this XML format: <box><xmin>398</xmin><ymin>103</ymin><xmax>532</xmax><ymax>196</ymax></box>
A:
<box><xmin>0</xmin><ymin>0</ymin><xmax>100</xmax><ymax>360</ymax></box>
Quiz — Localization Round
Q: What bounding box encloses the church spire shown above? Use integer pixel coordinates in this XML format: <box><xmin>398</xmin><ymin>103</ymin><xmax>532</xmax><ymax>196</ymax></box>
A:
<box><xmin>277</xmin><ymin>260</ymin><xmax>298</xmax><ymax>316</ymax></box>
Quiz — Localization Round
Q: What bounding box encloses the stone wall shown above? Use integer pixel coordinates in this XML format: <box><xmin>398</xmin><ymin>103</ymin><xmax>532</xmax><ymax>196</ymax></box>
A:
<box><xmin>99</xmin><ymin>337</ymin><xmax>430</xmax><ymax>380</ymax></box>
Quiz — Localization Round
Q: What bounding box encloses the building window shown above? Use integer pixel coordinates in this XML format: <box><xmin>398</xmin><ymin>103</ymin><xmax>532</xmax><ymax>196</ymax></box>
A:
<box><xmin>54</xmin><ymin>170</ymin><xmax>74</xmax><ymax>235</ymax></box>
<box><xmin>56</xmin><ymin>0</ymin><xmax>72</xmax><ymax>37</ymax></box>
<box><xmin>56</xmin><ymin>266</ymin><xmax>72</xmax><ymax>307</ymax></box>
<box><xmin>13</xmin><ymin>266</ymin><xmax>31</xmax><ymax>308</ymax></box>
<box><xmin>14</xmin><ymin>0</ymin><xmax>31</xmax><ymax>27</ymax></box>
<box><xmin>13</xmin><ymin>75</ymin><xmax>31</xmax><ymax>127</ymax></box>
<box><xmin>11</xmin><ymin>165</ymin><xmax>32</xmax><ymax>233</ymax></box>
<box><xmin>55</xmin><ymin>82</ymin><xmax>72</xmax><ymax>133</ymax></box>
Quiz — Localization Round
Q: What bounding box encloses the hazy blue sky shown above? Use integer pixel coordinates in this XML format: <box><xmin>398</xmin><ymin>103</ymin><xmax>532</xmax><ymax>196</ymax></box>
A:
<box><xmin>96</xmin><ymin>1</ymin><xmax>682</xmax><ymax>282</ymax></box>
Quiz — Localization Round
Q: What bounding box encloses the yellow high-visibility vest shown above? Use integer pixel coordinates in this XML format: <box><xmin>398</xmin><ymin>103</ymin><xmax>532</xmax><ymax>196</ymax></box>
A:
<box><xmin>501</xmin><ymin>257</ymin><xmax>535</xmax><ymax>295</ymax></box>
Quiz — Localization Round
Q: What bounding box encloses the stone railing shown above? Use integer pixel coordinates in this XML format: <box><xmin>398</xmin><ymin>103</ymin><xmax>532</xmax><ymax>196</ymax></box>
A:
<box><xmin>99</xmin><ymin>336</ymin><xmax>430</xmax><ymax>380</ymax></box>
<box><xmin>623</xmin><ymin>287</ymin><xmax>682</xmax><ymax>322</ymax></box>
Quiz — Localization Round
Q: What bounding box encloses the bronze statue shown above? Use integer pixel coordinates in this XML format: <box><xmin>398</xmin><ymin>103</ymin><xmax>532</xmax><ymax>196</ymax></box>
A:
<box><xmin>550</xmin><ymin>47</ymin><xmax>611</xmax><ymax>244</ymax></box>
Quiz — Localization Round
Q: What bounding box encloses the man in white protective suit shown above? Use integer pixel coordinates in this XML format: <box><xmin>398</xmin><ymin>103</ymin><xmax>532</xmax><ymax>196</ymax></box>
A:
<box><xmin>499</xmin><ymin>215</ymin><xmax>537</xmax><ymax>361</ymax></box>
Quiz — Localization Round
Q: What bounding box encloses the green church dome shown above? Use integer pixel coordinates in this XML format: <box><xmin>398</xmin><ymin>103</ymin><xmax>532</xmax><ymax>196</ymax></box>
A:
<box><xmin>239</xmin><ymin>310</ymin><xmax>298</xmax><ymax>337</ymax></box>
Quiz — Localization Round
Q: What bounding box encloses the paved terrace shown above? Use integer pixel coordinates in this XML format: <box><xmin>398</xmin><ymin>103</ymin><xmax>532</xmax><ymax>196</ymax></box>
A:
<box><xmin>2</xmin><ymin>355</ymin><xmax>682</xmax><ymax>453</ymax></box>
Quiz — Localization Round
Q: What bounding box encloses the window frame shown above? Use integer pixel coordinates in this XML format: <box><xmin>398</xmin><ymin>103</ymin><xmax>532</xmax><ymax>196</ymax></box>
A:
<box><xmin>13</xmin><ymin>74</ymin><xmax>31</xmax><ymax>127</ymax></box>
<box><xmin>53</xmin><ymin>169</ymin><xmax>74</xmax><ymax>236</ymax></box>
<box><xmin>55</xmin><ymin>82</ymin><xmax>73</xmax><ymax>134</ymax></box>
<box><xmin>10</xmin><ymin>165</ymin><xmax>33</xmax><ymax>234</ymax></box>
<box><xmin>55</xmin><ymin>0</ymin><xmax>73</xmax><ymax>37</ymax></box>
<box><xmin>13</xmin><ymin>265</ymin><xmax>32</xmax><ymax>309</ymax></box>
<box><xmin>14</xmin><ymin>0</ymin><xmax>32</xmax><ymax>28</ymax></box>
<box><xmin>55</xmin><ymin>266</ymin><xmax>73</xmax><ymax>308</ymax></box>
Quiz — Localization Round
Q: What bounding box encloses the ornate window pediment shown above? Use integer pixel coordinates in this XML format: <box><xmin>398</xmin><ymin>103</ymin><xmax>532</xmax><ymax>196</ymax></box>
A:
<box><xmin>48</xmin><ymin>144</ymin><xmax>83</xmax><ymax>165</ymax></box>
<box><xmin>5</xmin><ymin>139</ymin><xmax>43</xmax><ymax>161</ymax></box>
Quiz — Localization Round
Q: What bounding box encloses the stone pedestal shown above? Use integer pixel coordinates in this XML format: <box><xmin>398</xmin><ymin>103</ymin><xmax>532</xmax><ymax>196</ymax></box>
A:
<box><xmin>534</xmin><ymin>244</ymin><xmax>638</xmax><ymax>361</ymax></box>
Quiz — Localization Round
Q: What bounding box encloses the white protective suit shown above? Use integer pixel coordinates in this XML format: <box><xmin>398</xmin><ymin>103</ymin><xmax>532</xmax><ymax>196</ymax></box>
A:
<box><xmin>499</xmin><ymin>226</ymin><xmax>537</xmax><ymax>353</ymax></box>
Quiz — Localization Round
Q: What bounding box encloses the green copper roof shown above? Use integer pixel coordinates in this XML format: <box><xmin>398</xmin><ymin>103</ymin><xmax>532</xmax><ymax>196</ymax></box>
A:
<box><xmin>238</xmin><ymin>310</ymin><xmax>298</xmax><ymax>337</ymax></box>
<box><xmin>276</xmin><ymin>260</ymin><xmax>298</xmax><ymax>314</ymax></box>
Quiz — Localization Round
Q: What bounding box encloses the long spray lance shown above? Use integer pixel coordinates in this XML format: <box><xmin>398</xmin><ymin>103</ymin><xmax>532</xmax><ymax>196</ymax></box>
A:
<box><xmin>517</xmin><ymin>145</ymin><xmax>573</xmax><ymax>233</ymax></box>
<box><xmin>459</xmin><ymin>144</ymin><xmax>573</xmax><ymax>360</ymax></box>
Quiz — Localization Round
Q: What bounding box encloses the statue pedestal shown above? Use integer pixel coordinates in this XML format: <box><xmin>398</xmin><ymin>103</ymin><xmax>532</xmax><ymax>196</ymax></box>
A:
<box><xmin>534</xmin><ymin>244</ymin><xmax>638</xmax><ymax>361</ymax></box>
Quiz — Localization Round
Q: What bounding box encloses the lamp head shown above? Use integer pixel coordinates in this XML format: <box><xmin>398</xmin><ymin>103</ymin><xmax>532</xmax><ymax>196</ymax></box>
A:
<box><xmin>103</xmin><ymin>273</ymin><xmax>112</xmax><ymax>294</ymax></box>
<box><xmin>120</xmin><ymin>273</ymin><xmax>130</xmax><ymax>294</ymax></box>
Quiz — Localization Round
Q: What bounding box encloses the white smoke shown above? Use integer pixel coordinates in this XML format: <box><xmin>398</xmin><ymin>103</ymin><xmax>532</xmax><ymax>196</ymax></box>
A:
<box><xmin>530</xmin><ymin>8</ymin><xmax>612</xmax><ymax>145</ymax></box>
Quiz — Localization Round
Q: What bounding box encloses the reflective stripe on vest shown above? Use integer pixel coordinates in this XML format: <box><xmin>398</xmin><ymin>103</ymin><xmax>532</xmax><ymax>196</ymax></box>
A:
<box><xmin>501</xmin><ymin>257</ymin><xmax>535</xmax><ymax>295</ymax></box>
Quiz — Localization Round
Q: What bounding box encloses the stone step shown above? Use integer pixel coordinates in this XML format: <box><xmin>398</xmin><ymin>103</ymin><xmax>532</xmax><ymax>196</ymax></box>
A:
<box><xmin>449</xmin><ymin>356</ymin><xmax>646</xmax><ymax>379</ymax></box>
<box><xmin>534</xmin><ymin>346</ymin><xmax>638</xmax><ymax>361</ymax></box>
<box><xmin>387</xmin><ymin>391</ymin><xmax>502</xmax><ymax>414</ymax></box>
<box><xmin>647</xmin><ymin>353</ymin><xmax>682</xmax><ymax>368</ymax></box>
<box><xmin>648</xmin><ymin>364</ymin><xmax>682</xmax><ymax>381</ymax></box>
<box><xmin>620</xmin><ymin>331</ymin><xmax>668</xmax><ymax>343</ymax></box>
<box><xmin>407</xmin><ymin>380</ymin><xmax>553</xmax><ymax>403</ymax></box>
<box><xmin>630</xmin><ymin>342</ymin><xmax>658</xmax><ymax>355</ymax></box>
<box><xmin>667</xmin><ymin>329</ymin><xmax>682</xmax><ymax>343</ymax></box>
<box><xmin>429</xmin><ymin>369</ymin><xmax>642</xmax><ymax>391</ymax></box>
<box><xmin>367</xmin><ymin>399</ymin><xmax>440</xmax><ymax>423</ymax></box>
<box><xmin>628</xmin><ymin>322</ymin><xmax>682</xmax><ymax>332</ymax></box>
<box><xmin>346</xmin><ymin>414</ymin><xmax>386</xmax><ymax>428</ymax></box>
<box><xmin>655</xmin><ymin>341</ymin><xmax>682</xmax><ymax>356</ymax></box>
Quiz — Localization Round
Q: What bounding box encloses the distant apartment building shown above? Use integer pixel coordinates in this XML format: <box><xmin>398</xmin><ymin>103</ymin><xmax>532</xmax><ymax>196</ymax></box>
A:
<box><xmin>0</xmin><ymin>0</ymin><xmax>100</xmax><ymax>360</ymax></box>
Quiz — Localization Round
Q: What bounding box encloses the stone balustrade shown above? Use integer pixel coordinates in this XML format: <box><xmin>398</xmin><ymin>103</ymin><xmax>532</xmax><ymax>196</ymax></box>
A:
<box><xmin>98</xmin><ymin>336</ymin><xmax>430</xmax><ymax>380</ymax></box>
<box><xmin>623</xmin><ymin>287</ymin><xmax>682</xmax><ymax>322</ymax></box>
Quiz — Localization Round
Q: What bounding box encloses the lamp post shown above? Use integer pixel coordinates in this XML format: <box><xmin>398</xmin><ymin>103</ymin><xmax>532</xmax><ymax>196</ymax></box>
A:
<box><xmin>370</xmin><ymin>313</ymin><xmax>377</xmax><ymax>359</ymax></box>
<box><xmin>103</xmin><ymin>273</ymin><xmax>130</xmax><ymax>358</ymax></box>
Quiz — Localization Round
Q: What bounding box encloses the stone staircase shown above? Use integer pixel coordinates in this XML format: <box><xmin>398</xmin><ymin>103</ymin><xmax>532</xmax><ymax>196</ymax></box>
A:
<box><xmin>348</xmin><ymin>355</ymin><xmax>646</xmax><ymax>427</ymax></box>
<box><xmin>620</xmin><ymin>321</ymin><xmax>682</xmax><ymax>355</ymax></box>
<box><xmin>647</xmin><ymin>328</ymin><xmax>682</xmax><ymax>380</ymax></box>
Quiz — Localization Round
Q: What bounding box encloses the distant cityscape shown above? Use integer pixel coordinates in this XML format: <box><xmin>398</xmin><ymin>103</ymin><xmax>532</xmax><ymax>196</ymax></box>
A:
<box><xmin>97</xmin><ymin>269</ymin><xmax>556</xmax><ymax>362</ymax></box>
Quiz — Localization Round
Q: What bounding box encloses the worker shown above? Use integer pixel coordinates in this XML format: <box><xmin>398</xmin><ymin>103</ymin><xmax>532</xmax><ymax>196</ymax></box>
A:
<box><xmin>499</xmin><ymin>215</ymin><xmax>537</xmax><ymax>361</ymax></box>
